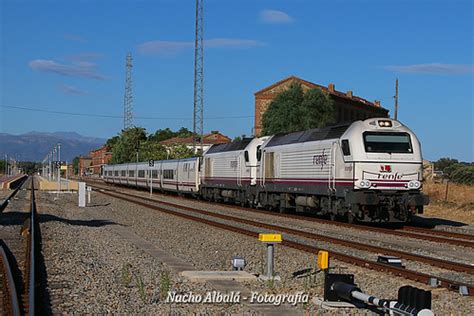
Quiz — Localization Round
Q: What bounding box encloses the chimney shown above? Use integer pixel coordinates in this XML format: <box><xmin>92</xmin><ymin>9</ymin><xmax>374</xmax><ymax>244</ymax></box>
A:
<box><xmin>346</xmin><ymin>90</ymin><xmax>353</xmax><ymax>98</ymax></box>
<box><xmin>374</xmin><ymin>100</ymin><xmax>381</xmax><ymax>107</ymax></box>
<box><xmin>328</xmin><ymin>83</ymin><xmax>335</xmax><ymax>92</ymax></box>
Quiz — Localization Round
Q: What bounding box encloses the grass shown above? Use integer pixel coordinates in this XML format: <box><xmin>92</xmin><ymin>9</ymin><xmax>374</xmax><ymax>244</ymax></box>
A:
<box><xmin>120</xmin><ymin>263</ymin><xmax>133</xmax><ymax>287</ymax></box>
<box><xmin>135</xmin><ymin>273</ymin><xmax>147</xmax><ymax>303</ymax></box>
<box><xmin>159</xmin><ymin>271</ymin><xmax>172</xmax><ymax>301</ymax></box>
<box><xmin>422</xmin><ymin>181</ymin><xmax>474</xmax><ymax>224</ymax></box>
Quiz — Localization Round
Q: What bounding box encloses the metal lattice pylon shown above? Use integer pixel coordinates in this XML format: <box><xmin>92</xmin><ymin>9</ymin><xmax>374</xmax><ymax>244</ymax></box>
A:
<box><xmin>193</xmin><ymin>0</ymin><xmax>204</xmax><ymax>153</ymax></box>
<box><xmin>123</xmin><ymin>52</ymin><xmax>133</xmax><ymax>130</ymax></box>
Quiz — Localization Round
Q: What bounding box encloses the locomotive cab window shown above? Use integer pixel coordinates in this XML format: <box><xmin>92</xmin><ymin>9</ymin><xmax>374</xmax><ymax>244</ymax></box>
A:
<box><xmin>363</xmin><ymin>132</ymin><xmax>413</xmax><ymax>153</ymax></box>
<box><xmin>256</xmin><ymin>146</ymin><xmax>262</xmax><ymax>161</ymax></box>
<box><xmin>341</xmin><ymin>139</ymin><xmax>351</xmax><ymax>156</ymax></box>
<box><xmin>244</xmin><ymin>151</ymin><xmax>249</xmax><ymax>163</ymax></box>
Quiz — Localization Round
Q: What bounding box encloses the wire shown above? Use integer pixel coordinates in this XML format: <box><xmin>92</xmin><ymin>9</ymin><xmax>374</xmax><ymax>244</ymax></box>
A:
<box><xmin>0</xmin><ymin>104</ymin><xmax>254</xmax><ymax>120</ymax></box>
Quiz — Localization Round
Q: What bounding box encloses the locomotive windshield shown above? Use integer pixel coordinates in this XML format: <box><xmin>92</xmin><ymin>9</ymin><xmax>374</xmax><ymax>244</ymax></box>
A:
<box><xmin>363</xmin><ymin>132</ymin><xmax>413</xmax><ymax>153</ymax></box>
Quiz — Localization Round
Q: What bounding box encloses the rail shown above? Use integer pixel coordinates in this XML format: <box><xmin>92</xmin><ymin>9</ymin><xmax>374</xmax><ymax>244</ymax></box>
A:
<box><xmin>94</xmin><ymin>185</ymin><xmax>473</xmax><ymax>296</ymax></box>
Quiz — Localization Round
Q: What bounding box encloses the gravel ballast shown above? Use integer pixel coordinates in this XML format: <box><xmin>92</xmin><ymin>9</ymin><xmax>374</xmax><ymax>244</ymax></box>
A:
<box><xmin>36</xmin><ymin>189</ymin><xmax>474</xmax><ymax>314</ymax></box>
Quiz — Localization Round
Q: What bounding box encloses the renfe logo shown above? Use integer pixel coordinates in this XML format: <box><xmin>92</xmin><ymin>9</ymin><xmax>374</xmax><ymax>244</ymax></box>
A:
<box><xmin>380</xmin><ymin>165</ymin><xmax>392</xmax><ymax>173</ymax></box>
<box><xmin>312</xmin><ymin>149</ymin><xmax>328</xmax><ymax>170</ymax></box>
<box><xmin>378</xmin><ymin>172</ymin><xmax>403</xmax><ymax>180</ymax></box>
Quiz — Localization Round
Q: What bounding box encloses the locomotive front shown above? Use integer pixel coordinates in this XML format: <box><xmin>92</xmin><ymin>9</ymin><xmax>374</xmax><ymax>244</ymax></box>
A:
<box><xmin>343</xmin><ymin>119</ymin><xmax>429</xmax><ymax>222</ymax></box>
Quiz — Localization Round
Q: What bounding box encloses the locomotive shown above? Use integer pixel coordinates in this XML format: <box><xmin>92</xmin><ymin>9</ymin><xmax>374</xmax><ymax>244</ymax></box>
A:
<box><xmin>103</xmin><ymin>118</ymin><xmax>429</xmax><ymax>223</ymax></box>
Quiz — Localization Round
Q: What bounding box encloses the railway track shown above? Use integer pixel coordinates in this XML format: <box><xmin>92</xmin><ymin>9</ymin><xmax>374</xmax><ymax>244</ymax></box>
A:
<box><xmin>91</xmin><ymin>184</ymin><xmax>474</xmax><ymax>275</ymax></box>
<box><xmin>85</xmin><ymin>178</ymin><xmax>474</xmax><ymax>248</ymax></box>
<box><xmin>0</xmin><ymin>177</ymin><xmax>28</xmax><ymax>213</ymax></box>
<box><xmin>0</xmin><ymin>177</ymin><xmax>40</xmax><ymax>315</ymax></box>
<box><xmin>92</xmin><ymin>184</ymin><xmax>473</xmax><ymax>297</ymax></box>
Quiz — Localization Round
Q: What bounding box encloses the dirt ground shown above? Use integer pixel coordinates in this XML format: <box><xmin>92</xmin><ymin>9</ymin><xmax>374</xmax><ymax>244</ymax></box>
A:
<box><xmin>422</xmin><ymin>182</ymin><xmax>474</xmax><ymax>225</ymax></box>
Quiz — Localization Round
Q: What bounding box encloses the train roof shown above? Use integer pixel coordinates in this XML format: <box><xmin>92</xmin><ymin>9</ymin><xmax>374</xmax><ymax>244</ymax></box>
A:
<box><xmin>205</xmin><ymin>138</ymin><xmax>253</xmax><ymax>154</ymax></box>
<box><xmin>264</xmin><ymin>123</ymin><xmax>351</xmax><ymax>147</ymax></box>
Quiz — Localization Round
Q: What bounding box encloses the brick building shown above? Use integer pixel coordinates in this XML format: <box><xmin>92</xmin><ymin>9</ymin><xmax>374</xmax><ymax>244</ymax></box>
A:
<box><xmin>254</xmin><ymin>76</ymin><xmax>389</xmax><ymax>136</ymax></box>
<box><xmin>78</xmin><ymin>156</ymin><xmax>92</xmax><ymax>176</ymax></box>
<box><xmin>89</xmin><ymin>145</ymin><xmax>112</xmax><ymax>175</ymax></box>
<box><xmin>160</xmin><ymin>131</ymin><xmax>231</xmax><ymax>153</ymax></box>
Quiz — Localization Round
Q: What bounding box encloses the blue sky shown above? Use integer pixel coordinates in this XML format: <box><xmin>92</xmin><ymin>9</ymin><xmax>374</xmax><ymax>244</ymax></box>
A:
<box><xmin>1</xmin><ymin>0</ymin><xmax>472</xmax><ymax>161</ymax></box>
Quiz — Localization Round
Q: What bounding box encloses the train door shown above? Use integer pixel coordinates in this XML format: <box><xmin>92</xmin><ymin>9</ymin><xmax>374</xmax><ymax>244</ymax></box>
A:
<box><xmin>328</xmin><ymin>142</ymin><xmax>337</xmax><ymax>194</ymax></box>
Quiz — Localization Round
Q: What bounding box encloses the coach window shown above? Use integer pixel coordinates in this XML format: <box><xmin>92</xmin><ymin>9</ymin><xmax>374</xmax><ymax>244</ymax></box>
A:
<box><xmin>341</xmin><ymin>140</ymin><xmax>351</xmax><ymax>156</ymax></box>
<box><xmin>152</xmin><ymin>170</ymin><xmax>158</xmax><ymax>178</ymax></box>
<box><xmin>164</xmin><ymin>169</ymin><xmax>174</xmax><ymax>179</ymax></box>
<box><xmin>138</xmin><ymin>170</ymin><xmax>145</xmax><ymax>178</ymax></box>
<box><xmin>121</xmin><ymin>170</ymin><xmax>126</xmax><ymax>177</ymax></box>
<box><xmin>129</xmin><ymin>170</ymin><xmax>135</xmax><ymax>177</ymax></box>
<box><xmin>114</xmin><ymin>170</ymin><xmax>119</xmax><ymax>176</ymax></box>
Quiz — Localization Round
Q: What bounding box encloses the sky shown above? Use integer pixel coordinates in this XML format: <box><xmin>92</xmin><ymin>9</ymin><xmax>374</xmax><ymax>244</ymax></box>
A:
<box><xmin>0</xmin><ymin>0</ymin><xmax>472</xmax><ymax>161</ymax></box>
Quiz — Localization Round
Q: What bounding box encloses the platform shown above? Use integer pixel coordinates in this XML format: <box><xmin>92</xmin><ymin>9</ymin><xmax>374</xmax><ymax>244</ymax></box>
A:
<box><xmin>37</xmin><ymin>176</ymin><xmax>79</xmax><ymax>191</ymax></box>
<box><xmin>0</xmin><ymin>174</ymin><xmax>27</xmax><ymax>189</ymax></box>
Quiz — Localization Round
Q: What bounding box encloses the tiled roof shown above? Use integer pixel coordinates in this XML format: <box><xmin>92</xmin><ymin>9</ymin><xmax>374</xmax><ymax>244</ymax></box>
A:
<box><xmin>254</xmin><ymin>75</ymin><xmax>388</xmax><ymax>112</ymax></box>
<box><xmin>160</xmin><ymin>133</ymin><xmax>231</xmax><ymax>145</ymax></box>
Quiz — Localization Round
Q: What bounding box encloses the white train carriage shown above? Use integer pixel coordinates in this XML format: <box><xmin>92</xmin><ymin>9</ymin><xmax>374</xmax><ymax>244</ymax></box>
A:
<box><xmin>254</xmin><ymin>118</ymin><xmax>428</xmax><ymax>222</ymax></box>
<box><xmin>103</xmin><ymin>157</ymin><xmax>200</xmax><ymax>194</ymax></box>
<box><xmin>201</xmin><ymin>137</ymin><xmax>269</xmax><ymax>203</ymax></box>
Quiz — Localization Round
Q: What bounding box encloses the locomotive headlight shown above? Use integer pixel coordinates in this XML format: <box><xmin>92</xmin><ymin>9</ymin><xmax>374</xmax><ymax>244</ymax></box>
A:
<box><xmin>408</xmin><ymin>180</ymin><xmax>421</xmax><ymax>189</ymax></box>
<box><xmin>358</xmin><ymin>180</ymin><xmax>372</xmax><ymax>188</ymax></box>
<box><xmin>378</xmin><ymin>120</ymin><xmax>393</xmax><ymax>127</ymax></box>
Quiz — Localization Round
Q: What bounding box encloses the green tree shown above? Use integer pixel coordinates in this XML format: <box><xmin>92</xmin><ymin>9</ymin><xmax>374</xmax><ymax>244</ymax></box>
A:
<box><xmin>450</xmin><ymin>166</ymin><xmax>474</xmax><ymax>185</ymax></box>
<box><xmin>148</xmin><ymin>128</ymin><xmax>175</xmax><ymax>143</ymax></box>
<box><xmin>138</xmin><ymin>141</ymin><xmax>169</xmax><ymax>161</ymax></box>
<box><xmin>167</xmin><ymin>144</ymin><xmax>195</xmax><ymax>159</ymax></box>
<box><xmin>434</xmin><ymin>157</ymin><xmax>459</xmax><ymax>173</ymax></box>
<box><xmin>176</xmin><ymin>127</ymin><xmax>193</xmax><ymax>138</ymax></box>
<box><xmin>106</xmin><ymin>136</ymin><xmax>120</xmax><ymax>151</ymax></box>
<box><xmin>261</xmin><ymin>83</ymin><xmax>335</xmax><ymax>136</ymax></box>
<box><xmin>72</xmin><ymin>156</ymin><xmax>80</xmax><ymax>175</ymax></box>
<box><xmin>110</xmin><ymin>127</ymin><xmax>147</xmax><ymax>164</ymax></box>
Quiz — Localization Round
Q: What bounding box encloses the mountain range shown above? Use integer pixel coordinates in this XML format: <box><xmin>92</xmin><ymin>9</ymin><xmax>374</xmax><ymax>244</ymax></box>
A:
<box><xmin>0</xmin><ymin>131</ymin><xmax>107</xmax><ymax>162</ymax></box>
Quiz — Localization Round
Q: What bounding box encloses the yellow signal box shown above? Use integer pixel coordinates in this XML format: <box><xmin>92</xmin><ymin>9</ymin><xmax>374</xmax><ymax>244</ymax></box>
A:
<box><xmin>317</xmin><ymin>251</ymin><xmax>329</xmax><ymax>270</ymax></box>
<box><xmin>258</xmin><ymin>233</ymin><xmax>282</xmax><ymax>243</ymax></box>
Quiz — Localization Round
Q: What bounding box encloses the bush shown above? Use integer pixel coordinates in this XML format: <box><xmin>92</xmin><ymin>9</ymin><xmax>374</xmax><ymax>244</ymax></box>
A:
<box><xmin>450</xmin><ymin>166</ymin><xmax>474</xmax><ymax>185</ymax></box>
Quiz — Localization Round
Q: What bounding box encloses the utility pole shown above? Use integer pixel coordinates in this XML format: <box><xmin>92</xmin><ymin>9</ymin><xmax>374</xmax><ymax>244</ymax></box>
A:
<box><xmin>57</xmin><ymin>143</ymin><xmax>61</xmax><ymax>197</ymax></box>
<box><xmin>123</xmin><ymin>52</ymin><xmax>134</xmax><ymax>130</ymax></box>
<box><xmin>394</xmin><ymin>78</ymin><xmax>399</xmax><ymax>120</ymax></box>
<box><xmin>193</xmin><ymin>0</ymin><xmax>204</xmax><ymax>154</ymax></box>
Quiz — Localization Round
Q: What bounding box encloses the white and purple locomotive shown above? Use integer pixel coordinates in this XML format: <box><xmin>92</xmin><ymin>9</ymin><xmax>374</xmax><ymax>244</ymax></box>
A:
<box><xmin>104</xmin><ymin>118</ymin><xmax>428</xmax><ymax>223</ymax></box>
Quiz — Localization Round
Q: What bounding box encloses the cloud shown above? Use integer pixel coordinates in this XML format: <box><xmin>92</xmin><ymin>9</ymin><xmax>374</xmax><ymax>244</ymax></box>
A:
<box><xmin>64</xmin><ymin>33</ymin><xmax>87</xmax><ymax>43</ymax></box>
<box><xmin>59</xmin><ymin>84</ymin><xmax>90</xmax><ymax>96</ymax></box>
<box><xmin>29</xmin><ymin>59</ymin><xmax>107</xmax><ymax>80</ymax></box>
<box><xmin>260</xmin><ymin>9</ymin><xmax>293</xmax><ymax>24</ymax></box>
<box><xmin>138</xmin><ymin>38</ymin><xmax>265</xmax><ymax>55</ymax></box>
<box><xmin>384</xmin><ymin>63</ymin><xmax>473</xmax><ymax>74</ymax></box>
